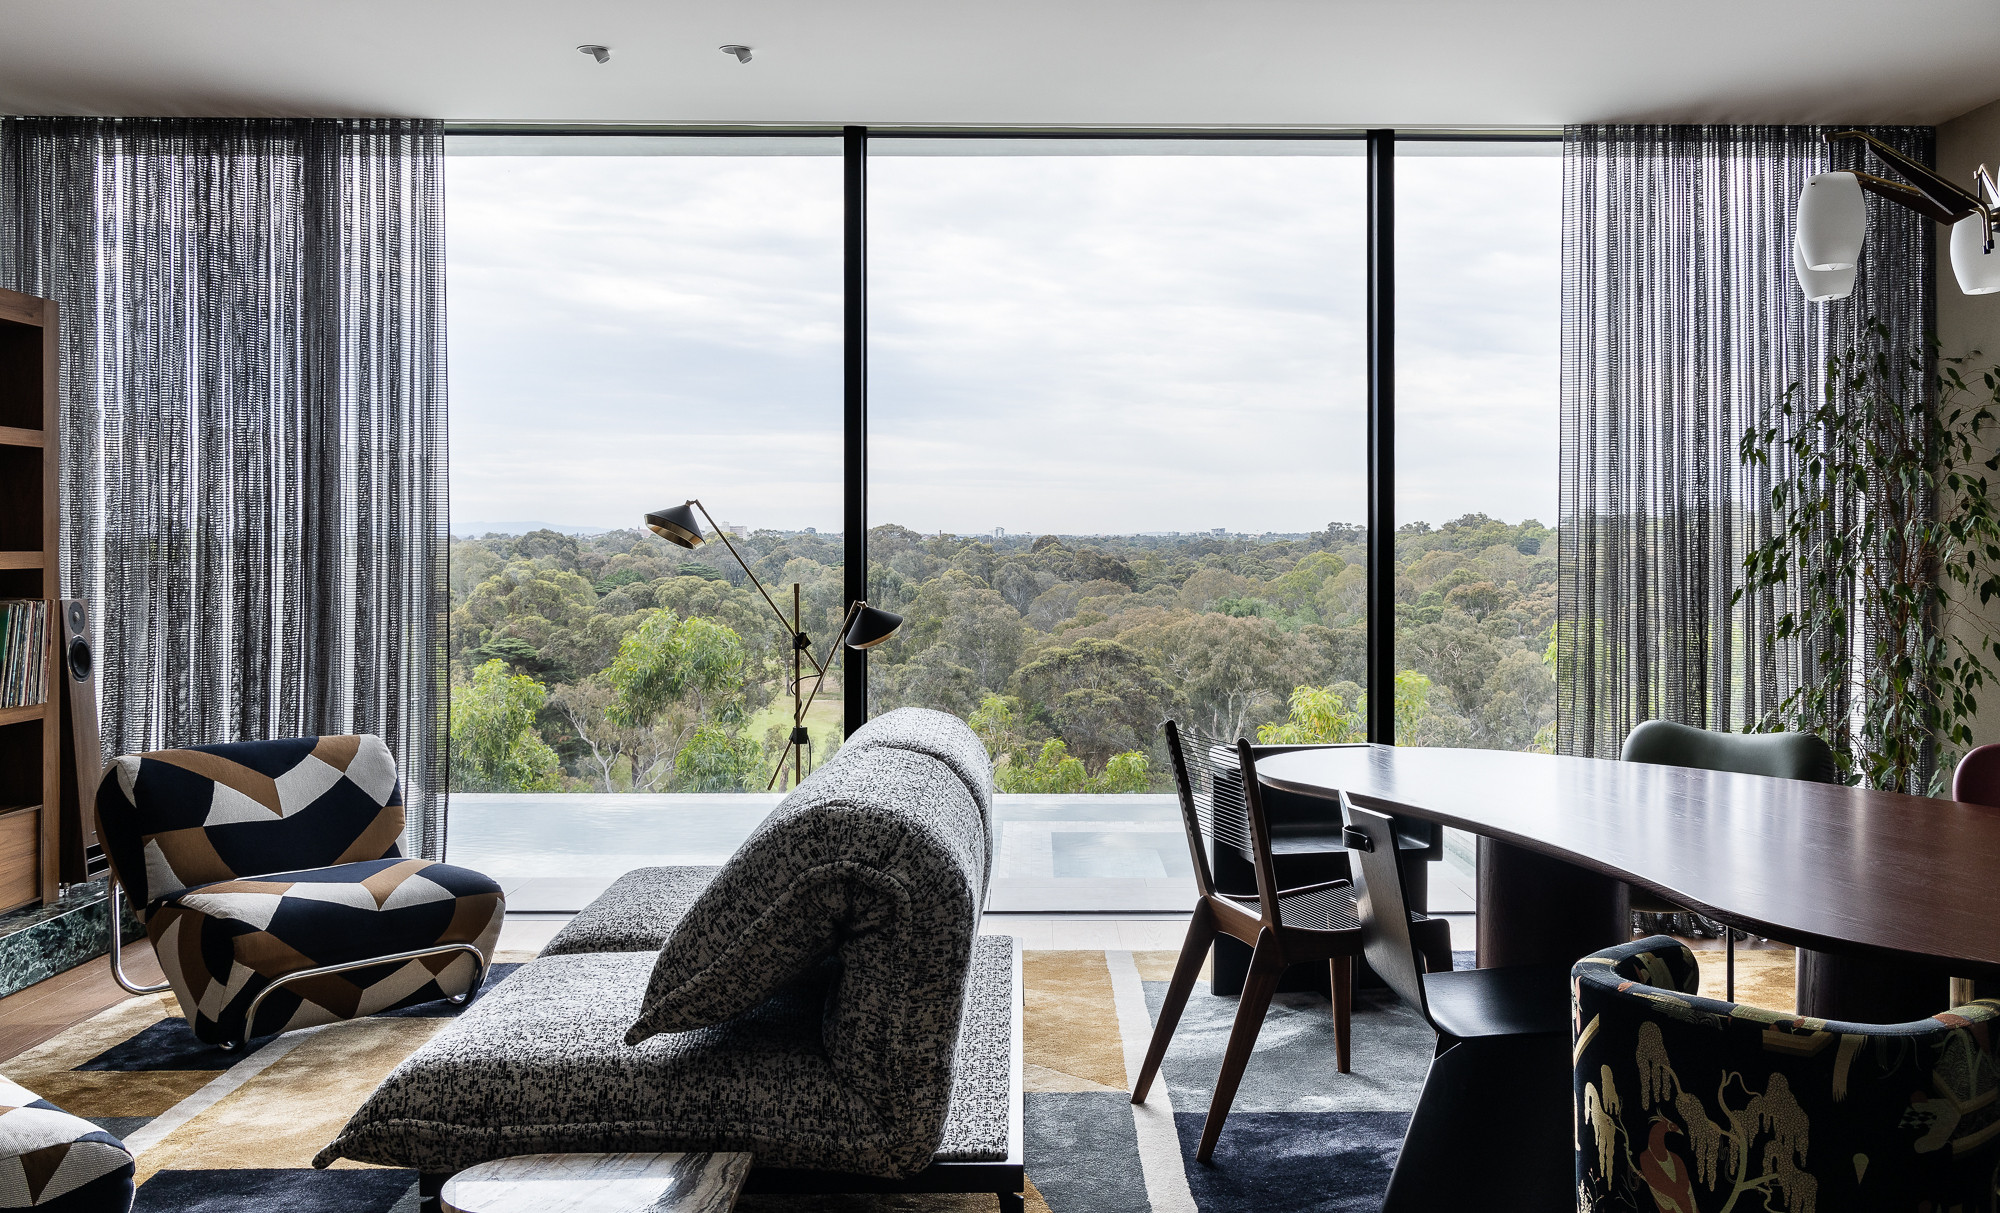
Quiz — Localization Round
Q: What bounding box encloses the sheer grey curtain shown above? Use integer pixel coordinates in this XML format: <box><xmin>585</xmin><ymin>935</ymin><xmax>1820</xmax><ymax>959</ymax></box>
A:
<box><xmin>0</xmin><ymin>118</ymin><xmax>450</xmax><ymax>857</ymax></box>
<box><xmin>1556</xmin><ymin>124</ymin><xmax>1934</xmax><ymax>762</ymax></box>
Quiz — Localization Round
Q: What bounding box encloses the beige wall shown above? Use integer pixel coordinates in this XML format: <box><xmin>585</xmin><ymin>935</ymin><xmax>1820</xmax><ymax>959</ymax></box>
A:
<box><xmin>1938</xmin><ymin>100</ymin><xmax>2000</xmax><ymax>749</ymax></box>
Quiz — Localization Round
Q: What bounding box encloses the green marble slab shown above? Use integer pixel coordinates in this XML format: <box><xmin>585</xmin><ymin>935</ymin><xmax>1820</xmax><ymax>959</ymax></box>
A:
<box><xmin>0</xmin><ymin>880</ymin><xmax>143</xmax><ymax>998</ymax></box>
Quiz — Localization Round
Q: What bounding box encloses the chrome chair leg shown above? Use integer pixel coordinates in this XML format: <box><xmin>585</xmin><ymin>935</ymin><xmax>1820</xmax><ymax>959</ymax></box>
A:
<box><xmin>228</xmin><ymin>942</ymin><xmax>490</xmax><ymax>1049</ymax></box>
<box><xmin>107</xmin><ymin>880</ymin><xmax>170</xmax><ymax>996</ymax></box>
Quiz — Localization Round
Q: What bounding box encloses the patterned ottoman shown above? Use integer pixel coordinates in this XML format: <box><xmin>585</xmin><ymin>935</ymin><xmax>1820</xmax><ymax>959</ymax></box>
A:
<box><xmin>0</xmin><ymin>1077</ymin><xmax>134</xmax><ymax>1211</ymax></box>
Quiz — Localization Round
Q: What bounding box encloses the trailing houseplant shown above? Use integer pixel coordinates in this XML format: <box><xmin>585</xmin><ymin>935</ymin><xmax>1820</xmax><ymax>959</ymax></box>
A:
<box><xmin>1737</xmin><ymin>323</ymin><xmax>2000</xmax><ymax>794</ymax></box>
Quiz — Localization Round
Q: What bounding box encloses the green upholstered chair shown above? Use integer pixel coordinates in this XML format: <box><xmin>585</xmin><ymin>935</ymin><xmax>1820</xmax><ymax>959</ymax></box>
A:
<box><xmin>1617</xmin><ymin>719</ymin><xmax>1838</xmax><ymax>997</ymax></box>
<box><xmin>1620</xmin><ymin>719</ymin><xmax>1839</xmax><ymax>783</ymax></box>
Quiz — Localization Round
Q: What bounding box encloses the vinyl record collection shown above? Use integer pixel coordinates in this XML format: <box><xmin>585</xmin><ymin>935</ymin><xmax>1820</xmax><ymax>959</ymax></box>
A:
<box><xmin>0</xmin><ymin>600</ymin><xmax>50</xmax><ymax>709</ymax></box>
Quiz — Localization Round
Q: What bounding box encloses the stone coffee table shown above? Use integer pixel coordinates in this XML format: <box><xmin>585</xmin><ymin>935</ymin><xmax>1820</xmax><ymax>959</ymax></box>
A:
<box><xmin>440</xmin><ymin>1151</ymin><xmax>754</xmax><ymax>1213</ymax></box>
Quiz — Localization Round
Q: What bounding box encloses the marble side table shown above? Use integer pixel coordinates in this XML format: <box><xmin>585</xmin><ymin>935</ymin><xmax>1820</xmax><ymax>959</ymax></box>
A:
<box><xmin>440</xmin><ymin>1151</ymin><xmax>753</xmax><ymax>1213</ymax></box>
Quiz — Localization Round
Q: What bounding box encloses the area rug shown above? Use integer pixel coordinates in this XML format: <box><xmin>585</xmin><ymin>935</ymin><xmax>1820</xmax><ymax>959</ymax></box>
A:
<box><xmin>1</xmin><ymin>942</ymin><xmax>1781</xmax><ymax>1212</ymax></box>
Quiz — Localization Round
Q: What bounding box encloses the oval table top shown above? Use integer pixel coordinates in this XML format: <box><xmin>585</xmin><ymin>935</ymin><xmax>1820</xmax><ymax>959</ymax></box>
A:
<box><xmin>1256</xmin><ymin>744</ymin><xmax>2000</xmax><ymax>979</ymax></box>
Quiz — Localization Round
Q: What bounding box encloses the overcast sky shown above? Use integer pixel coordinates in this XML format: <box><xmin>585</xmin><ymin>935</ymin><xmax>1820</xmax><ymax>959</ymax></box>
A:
<box><xmin>446</xmin><ymin>141</ymin><xmax>1558</xmax><ymax>537</ymax></box>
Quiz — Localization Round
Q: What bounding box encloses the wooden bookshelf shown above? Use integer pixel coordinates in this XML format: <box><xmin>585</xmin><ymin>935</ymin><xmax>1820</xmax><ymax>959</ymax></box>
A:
<box><xmin>0</xmin><ymin>286</ymin><xmax>59</xmax><ymax>912</ymax></box>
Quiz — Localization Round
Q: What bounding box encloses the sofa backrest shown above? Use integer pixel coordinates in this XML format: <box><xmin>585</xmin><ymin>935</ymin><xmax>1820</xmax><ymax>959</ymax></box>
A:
<box><xmin>625</xmin><ymin>708</ymin><xmax>992</xmax><ymax>1173</ymax></box>
<box><xmin>836</xmin><ymin>705</ymin><xmax>995</xmax><ymax>900</ymax></box>
<box><xmin>96</xmin><ymin>734</ymin><xmax>406</xmax><ymax>907</ymax></box>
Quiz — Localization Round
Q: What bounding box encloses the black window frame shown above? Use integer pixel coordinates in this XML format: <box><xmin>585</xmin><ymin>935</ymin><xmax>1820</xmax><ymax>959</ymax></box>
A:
<box><xmin>443</xmin><ymin>123</ymin><xmax>1562</xmax><ymax>743</ymax></box>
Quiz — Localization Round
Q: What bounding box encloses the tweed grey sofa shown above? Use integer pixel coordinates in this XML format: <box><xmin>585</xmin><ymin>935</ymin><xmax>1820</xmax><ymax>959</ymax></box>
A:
<box><xmin>314</xmin><ymin>708</ymin><xmax>1019</xmax><ymax>1203</ymax></box>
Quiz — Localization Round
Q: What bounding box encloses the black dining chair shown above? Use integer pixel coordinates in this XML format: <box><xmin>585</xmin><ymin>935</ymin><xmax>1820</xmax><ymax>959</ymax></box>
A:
<box><xmin>1619</xmin><ymin>719</ymin><xmax>1838</xmax><ymax>999</ymax></box>
<box><xmin>1343</xmin><ymin>798</ymin><xmax>1573</xmax><ymax>1211</ymax></box>
<box><xmin>1132</xmin><ymin>722</ymin><xmax>1453</xmax><ymax>1163</ymax></box>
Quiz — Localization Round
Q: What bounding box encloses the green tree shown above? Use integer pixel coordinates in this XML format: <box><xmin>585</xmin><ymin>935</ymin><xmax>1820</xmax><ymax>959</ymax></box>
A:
<box><xmin>449</xmin><ymin>660</ymin><xmax>562</xmax><ymax>791</ymax></box>
<box><xmin>449</xmin><ymin>560</ymin><xmax>599</xmax><ymax>679</ymax></box>
<box><xmin>1267</xmin><ymin>551</ymin><xmax>1346</xmax><ymax>616</ymax></box>
<box><xmin>674</xmin><ymin>723</ymin><xmax>762</xmax><ymax>791</ymax></box>
<box><xmin>968</xmin><ymin>693</ymin><xmax>1026</xmax><ymax>759</ymax></box>
<box><xmin>1011</xmin><ymin>638</ymin><xmax>1175</xmax><ymax>768</ymax></box>
<box><xmin>995</xmin><ymin>738</ymin><xmax>1150</xmax><ymax>794</ymax></box>
<box><xmin>1257</xmin><ymin>684</ymin><xmax>1366</xmax><ymax>744</ymax></box>
<box><xmin>607</xmin><ymin>611</ymin><xmax>749</xmax><ymax>726</ymax></box>
<box><xmin>1256</xmin><ymin>671</ymin><xmax>1434</xmax><ymax>745</ymax></box>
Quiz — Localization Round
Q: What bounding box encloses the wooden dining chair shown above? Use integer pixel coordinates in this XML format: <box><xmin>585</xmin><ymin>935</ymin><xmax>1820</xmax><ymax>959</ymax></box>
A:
<box><xmin>1131</xmin><ymin>721</ymin><xmax>1452</xmax><ymax>1163</ymax></box>
<box><xmin>1342</xmin><ymin>799</ymin><xmax>1573</xmax><ymax>1211</ymax></box>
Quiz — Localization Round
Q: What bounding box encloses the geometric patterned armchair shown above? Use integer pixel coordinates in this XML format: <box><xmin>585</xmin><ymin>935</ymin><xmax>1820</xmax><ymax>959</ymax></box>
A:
<box><xmin>1574</xmin><ymin>935</ymin><xmax>2000</xmax><ymax>1212</ymax></box>
<box><xmin>93</xmin><ymin>735</ymin><xmax>504</xmax><ymax>1049</ymax></box>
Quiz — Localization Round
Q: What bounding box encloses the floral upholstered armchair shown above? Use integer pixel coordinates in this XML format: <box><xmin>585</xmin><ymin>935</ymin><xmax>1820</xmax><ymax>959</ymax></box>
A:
<box><xmin>94</xmin><ymin>735</ymin><xmax>504</xmax><ymax>1049</ymax></box>
<box><xmin>1573</xmin><ymin>935</ymin><xmax>2000</xmax><ymax>1212</ymax></box>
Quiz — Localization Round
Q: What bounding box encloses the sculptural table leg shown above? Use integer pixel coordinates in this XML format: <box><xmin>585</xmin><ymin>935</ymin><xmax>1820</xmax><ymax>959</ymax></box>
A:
<box><xmin>1476</xmin><ymin>837</ymin><xmax>1630</xmax><ymax>969</ymax></box>
<box><xmin>1795</xmin><ymin>949</ymin><xmax>1949</xmax><ymax>1022</ymax></box>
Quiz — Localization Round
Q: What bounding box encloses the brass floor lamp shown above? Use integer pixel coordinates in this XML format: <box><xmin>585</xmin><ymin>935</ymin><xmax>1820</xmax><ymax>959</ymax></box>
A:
<box><xmin>644</xmin><ymin>499</ymin><xmax>901</xmax><ymax>791</ymax></box>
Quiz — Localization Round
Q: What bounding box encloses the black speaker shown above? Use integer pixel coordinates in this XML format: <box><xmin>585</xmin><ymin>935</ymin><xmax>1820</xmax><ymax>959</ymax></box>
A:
<box><xmin>57</xmin><ymin>598</ymin><xmax>107</xmax><ymax>884</ymax></box>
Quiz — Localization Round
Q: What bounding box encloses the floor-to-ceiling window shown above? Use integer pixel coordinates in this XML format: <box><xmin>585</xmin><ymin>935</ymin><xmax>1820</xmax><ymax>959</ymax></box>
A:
<box><xmin>867</xmin><ymin>138</ymin><xmax>1368</xmax><ymax>910</ymax></box>
<box><xmin>442</xmin><ymin>130</ymin><xmax>1559</xmax><ymax>914</ymax></box>
<box><xmin>1393</xmin><ymin>139</ymin><xmax>1563</xmax><ymax>909</ymax></box>
<box><xmin>444</xmin><ymin>135</ymin><xmax>842</xmax><ymax>908</ymax></box>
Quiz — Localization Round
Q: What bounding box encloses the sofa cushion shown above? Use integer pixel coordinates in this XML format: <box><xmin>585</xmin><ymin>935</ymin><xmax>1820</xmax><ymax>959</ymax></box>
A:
<box><xmin>837</xmin><ymin>707</ymin><xmax>995</xmax><ymax>896</ymax></box>
<box><xmin>626</xmin><ymin>732</ymin><xmax>986</xmax><ymax>1046</ymax></box>
<box><xmin>149</xmin><ymin>858</ymin><xmax>504</xmax><ymax>1044</ymax></box>
<box><xmin>313</xmin><ymin>935</ymin><xmax>1016</xmax><ymax>1179</ymax></box>
<box><xmin>0</xmin><ymin>1076</ymin><xmax>135</xmax><ymax>1210</ymax></box>
<box><xmin>538</xmin><ymin>866</ymin><xmax>721</xmax><ymax>957</ymax></box>
<box><xmin>96</xmin><ymin>735</ymin><xmax>405</xmax><ymax>907</ymax></box>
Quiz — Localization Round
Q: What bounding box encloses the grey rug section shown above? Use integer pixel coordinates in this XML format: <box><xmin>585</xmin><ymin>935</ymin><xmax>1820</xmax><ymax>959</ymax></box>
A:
<box><xmin>1148</xmin><ymin>981</ymin><xmax>1433</xmax><ymax>1114</ymax></box>
<box><xmin>934</xmin><ymin>934</ymin><xmax>1016</xmax><ymax>1162</ymax></box>
<box><xmin>1025</xmin><ymin>1092</ymin><xmax>1150</xmax><ymax>1213</ymax></box>
<box><xmin>538</xmin><ymin>866</ymin><xmax>721</xmax><ymax>956</ymax></box>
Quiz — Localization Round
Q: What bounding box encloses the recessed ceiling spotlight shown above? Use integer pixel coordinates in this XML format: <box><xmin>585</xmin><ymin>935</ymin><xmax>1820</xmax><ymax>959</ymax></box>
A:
<box><xmin>720</xmin><ymin>44</ymin><xmax>753</xmax><ymax>63</ymax></box>
<box><xmin>578</xmin><ymin>44</ymin><xmax>611</xmax><ymax>64</ymax></box>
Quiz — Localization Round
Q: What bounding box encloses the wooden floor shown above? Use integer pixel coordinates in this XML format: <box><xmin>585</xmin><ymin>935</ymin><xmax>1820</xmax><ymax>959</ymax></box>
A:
<box><xmin>0</xmin><ymin>938</ymin><xmax>165</xmax><ymax>1063</ymax></box>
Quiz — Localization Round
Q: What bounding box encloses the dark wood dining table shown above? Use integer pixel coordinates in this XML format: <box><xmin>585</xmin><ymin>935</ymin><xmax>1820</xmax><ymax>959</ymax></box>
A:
<box><xmin>1256</xmin><ymin>743</ymin><xmax>2000</xmax><ymax>1022</ymax></box>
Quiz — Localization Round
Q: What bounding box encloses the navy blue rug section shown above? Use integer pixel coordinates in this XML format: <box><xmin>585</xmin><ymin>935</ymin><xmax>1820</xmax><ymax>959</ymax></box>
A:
<box><xmin>77</xmin><ymin>1020</ymin><xmax>255</xmax><ymax>1072</ymax></box>
<box><xmin>1179</xmin><ymin>1111</ymin><xmax>1411</xmax><ymax>1213</ymax></box>
<box><xmin>1026</xmin><ymin>1091</ymin><xmax>1151</xmax><ymax>1213</ymax></box>
<box><xmin>131</xmin><ymin>1168</ymin><xmax>416</xmax><ymax>1213</ymax></box>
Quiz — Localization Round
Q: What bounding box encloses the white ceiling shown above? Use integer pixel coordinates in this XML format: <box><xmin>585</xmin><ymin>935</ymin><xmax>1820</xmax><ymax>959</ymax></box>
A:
<box><xmin>2</xmin><ymin>0</ymin><xmax>1997</xmax><ymax>129</ymax></box>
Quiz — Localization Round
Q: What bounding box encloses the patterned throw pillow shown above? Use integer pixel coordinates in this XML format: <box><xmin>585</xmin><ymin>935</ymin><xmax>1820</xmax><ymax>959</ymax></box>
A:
<box><xmin>96</xmin><ymin>735</ymin><xmax>405</xmax><ymax>907</ymax></box>
<box><xmin>0</xmin><ymin>1077</ymin><xmax>134</xmax><ymax>1211</ymax></box>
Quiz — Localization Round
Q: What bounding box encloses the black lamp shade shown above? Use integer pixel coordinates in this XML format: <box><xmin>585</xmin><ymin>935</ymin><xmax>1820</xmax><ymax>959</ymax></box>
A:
<box><xmin>843</xmin><ymin>603</ymin><xmax>903</xmax><ymax>649</ymax></box>
<box><xmin>645</xmin><ymin>502</ymin><xmax>705</xmax><ymax>548</ymax></box>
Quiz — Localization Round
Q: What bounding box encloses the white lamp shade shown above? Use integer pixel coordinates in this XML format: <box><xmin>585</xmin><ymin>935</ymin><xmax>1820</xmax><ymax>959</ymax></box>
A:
<box><xmin>1796</xmin><ymin>172</ymin><xmax>1867</xmax><ymax>271</ymax></box>
<box><xmin>1793</xmin><ymin>240</ymin><xmax>1856</xmax><ymax>303</ymax></box>
<box><xmin>1951</xmin><ymin>214</ymin><xmax>2000</xmax><ymax>295</ymax></box>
